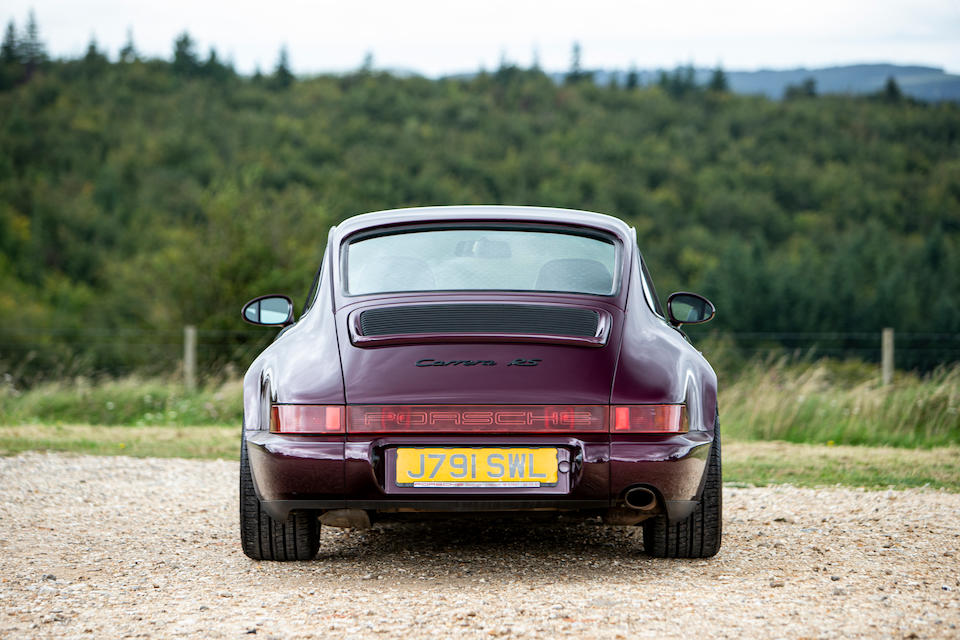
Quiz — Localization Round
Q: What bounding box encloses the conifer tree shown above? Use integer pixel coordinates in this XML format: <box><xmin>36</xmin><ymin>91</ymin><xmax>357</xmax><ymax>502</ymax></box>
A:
<box><xmin>708</xmin><ymin>66</ymin><xmax>728</xmax><ymax>92</ymax></box>
<box><xmin>21</xmin><ymin>11</ymin><xmax>46</xmax><ymax>79</ymax></box>
<box><xmin>172</xmin><ymin>31</ymin><xmax>200</xmax><ymax>76</ymax></box>
<box><xmin>0</xmin><ymin>20</ymin><xmax>19</xmax><ymax>90</ymax></box>
<box><xmin>79</xmin><ymin>35</ymin><xmax>108</xmax><ymax>78</ymax></box>
<box><xmin>565</xmin><ymin>41</ymin><xmax>587</xmax><ymax>85</ymax></box>
<box><xmin>360</xmin><ymin>51</ymin><xmax>374</xmax><ymax>73</ymax></box>
<box><xmin>273</xmin><ymin>45</ymin><xmax>294</xmax><ymax>88</ymax></box>
<box><xmin>23</xmin><ymin>11</ymin><xmax>45</xmax><ymax>59</ymax></box>
<box><xmin>883</xmin><ymin>76</ymin><xmax>903</xmax><ymax>102</ymax></box>
<box><xmin>1</xmin><ymin>21</ymin><xmax>17</xmax><ymax>64</ymax></box>
<box><xmin>659</xmin><ymin>65</ymin><xmax>698</xmax><ymax>98</ymax></box>
<box><xmin>84</xmin><ymin>36</ymin><xmax>107</xmax><ymax>64</ymax></box>
<box><xmin>784</xmin><ymin>77</ymin><xmax>817</xmax><ymax>99</ymax></box>
<box><xmin>119</xmin><ymin>28</ymin><xmax>137</xmax><ymax>63</ymax></box>
<box><xmin>203</xmin><ymin>47</ymin><xmax>225</xmax><ymax>79</ymax></box>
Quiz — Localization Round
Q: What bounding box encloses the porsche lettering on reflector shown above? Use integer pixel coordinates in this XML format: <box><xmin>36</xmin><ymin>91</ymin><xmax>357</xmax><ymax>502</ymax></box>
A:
<box><xmin>395</xmin><ymin>447</ymin><xmax>559</xmax><ymax>487</ymax></box>
<box><xmin>347</xmin><ymin>405</ymin><xmax>607</xmax><ymax>433</ymax></box>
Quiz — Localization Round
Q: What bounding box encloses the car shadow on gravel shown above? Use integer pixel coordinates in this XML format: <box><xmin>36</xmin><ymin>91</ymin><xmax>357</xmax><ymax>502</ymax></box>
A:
<box><xmin>307</xmin><ymin>515</ymin><xmax>683</xmax><ymax>578</ymax></box>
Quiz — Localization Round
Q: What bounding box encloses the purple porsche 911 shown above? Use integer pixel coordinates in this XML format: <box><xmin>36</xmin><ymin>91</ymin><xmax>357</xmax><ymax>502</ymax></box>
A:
<box><xmin>239</xmin><ymin>206</ymin><xmax>720</xmax><ymax>560</ymax></box>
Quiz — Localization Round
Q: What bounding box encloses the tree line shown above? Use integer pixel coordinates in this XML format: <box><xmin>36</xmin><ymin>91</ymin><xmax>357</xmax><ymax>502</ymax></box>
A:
<box><xmin>1</xmin><ymin>21</ymin><xmax>958</xmax><ymax>381</ymax></box>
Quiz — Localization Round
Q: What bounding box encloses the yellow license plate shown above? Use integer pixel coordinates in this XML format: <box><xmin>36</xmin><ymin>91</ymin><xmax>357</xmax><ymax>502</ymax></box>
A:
<box><xmin>395</xmin><ymin>447</ymin><xmax>559</xmax><ymax>487</ymax></box>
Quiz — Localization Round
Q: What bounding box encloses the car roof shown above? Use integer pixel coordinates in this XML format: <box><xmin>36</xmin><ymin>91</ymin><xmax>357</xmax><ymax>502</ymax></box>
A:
<box><xmin>331</xmin><ymin>205</ymin><xmax>634</xmax><ymax>243</ymax></box>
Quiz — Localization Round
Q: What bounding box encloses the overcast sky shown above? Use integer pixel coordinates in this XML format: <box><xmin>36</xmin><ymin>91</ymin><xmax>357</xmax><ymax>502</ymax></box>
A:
<box><xmin>4</xmin><ymin>0</ymin><xmax>959</xmax><ymax>76</ymax></box>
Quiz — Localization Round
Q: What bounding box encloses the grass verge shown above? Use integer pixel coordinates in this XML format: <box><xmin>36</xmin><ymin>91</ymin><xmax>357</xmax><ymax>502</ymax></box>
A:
<box><xmin>0</xmin><ymin>424</ymin><xmax>237</xmax><ymax>459</ymax></box>
<box><xmin>723</xmin><ymin>441</ymin><xmax>960</xmax><ymax>490</ymax></box>
<box><xmin>1</xmin><ymin>425</ymin><xmax>957</xmax><ymax>491</ymax></box>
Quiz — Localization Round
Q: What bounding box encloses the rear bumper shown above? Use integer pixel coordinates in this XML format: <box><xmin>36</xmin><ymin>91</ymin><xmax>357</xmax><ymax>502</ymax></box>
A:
<box><xmin>245</xmin><ymin>430</ymin><xmax>712</xmax><ymax>522</ymax></box>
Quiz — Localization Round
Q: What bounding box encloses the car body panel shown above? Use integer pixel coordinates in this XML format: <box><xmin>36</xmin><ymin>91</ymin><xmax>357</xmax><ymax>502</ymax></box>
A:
<box><xmin>610</xmin><ymin>240</ymin><xmax>718</xmax><ymax>427</ymax></box>
<box><xmin>335</xmin><ymin>296</ymin><xmax>624</xmax><ymax>405</ymax></box>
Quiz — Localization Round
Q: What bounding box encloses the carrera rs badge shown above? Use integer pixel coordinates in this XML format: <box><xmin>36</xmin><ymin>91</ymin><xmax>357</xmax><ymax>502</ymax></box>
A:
<box><xmin>415</xmin><ymin>358</ymin><xmax>541</xmax><ymax>367</ymax></box>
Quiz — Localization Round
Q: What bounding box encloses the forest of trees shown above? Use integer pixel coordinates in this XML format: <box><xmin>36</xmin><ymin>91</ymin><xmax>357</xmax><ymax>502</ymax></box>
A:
<box><xmin>1</xmin><ymin>19</ymin><xmax>958</xmax><ymax>381</ymax></box>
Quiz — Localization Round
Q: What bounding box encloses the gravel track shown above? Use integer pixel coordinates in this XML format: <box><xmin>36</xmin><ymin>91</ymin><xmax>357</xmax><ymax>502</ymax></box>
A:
<box><xmin>1</xmin><ymin>452</ymin><xmax>958</xmax><ymax>639</ymax></box>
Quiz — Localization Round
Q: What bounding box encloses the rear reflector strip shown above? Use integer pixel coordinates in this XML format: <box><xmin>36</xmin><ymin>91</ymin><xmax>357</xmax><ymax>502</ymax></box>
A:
<box><xmin>271</xmin><ymin>405</ymin><xmax>345</xmax><ymax>433</ymax></box>
<box><xmin>270</xmin><ymin>404</ymin><xmax>687</xmax><ymax>434</ymax></box>
<box><xmin>611</xmin><ymin>405</ymin><xmax>687</xmax><ymax>433</ymax></box>
<box><xmin>347</xmin><ymin>405</ymin><xmax>607</xmax><ymax>433</ymax></box>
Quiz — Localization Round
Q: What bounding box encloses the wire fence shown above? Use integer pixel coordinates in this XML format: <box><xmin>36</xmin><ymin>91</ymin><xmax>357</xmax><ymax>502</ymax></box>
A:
<box><xmin>0</xmin><ymin>327</ymin><xmax>276</xmax><ymax>382</ymax></box>
<box><xmin>1</xmin><ymin>326</ymin><xmax>959</xmax><ymax>384</ymax></box>
<box><xmin>692</xmin><ymin>330</ymin><xmax>960</xmax><ymax>358</ymax></box>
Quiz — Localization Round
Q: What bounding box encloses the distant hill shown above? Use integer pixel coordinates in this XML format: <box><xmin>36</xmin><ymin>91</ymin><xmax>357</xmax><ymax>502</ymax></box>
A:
<box><xmin>725</xmin><ymin>64</ymin><xmax>960</xmax><ymax>102</ymax></box>
<box><xmin>548</xmin><ymin>64</ymin><xmax>960</xmax><ymax>102</ymax></box>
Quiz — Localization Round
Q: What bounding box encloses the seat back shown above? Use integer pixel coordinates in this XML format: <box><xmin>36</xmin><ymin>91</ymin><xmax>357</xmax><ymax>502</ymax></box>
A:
<box><xmin>535</xmin><ymin>258</ymin><xmax>613</xmax><ymax>295</ymax></box>
<box><xmin>351</xmin><ymin>256</ymin><xmax>436</xmax><ymax>293</ymax></box>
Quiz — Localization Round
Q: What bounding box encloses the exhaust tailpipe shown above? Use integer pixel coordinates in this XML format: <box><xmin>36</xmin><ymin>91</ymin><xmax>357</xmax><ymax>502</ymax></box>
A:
<box><xmin>623</xmin><ymin>487</ymin><xmax>658</xmax><ymax>511</ymax></box>
<box><xmin>319</xmin><ymin>509</ymin><xmax>371</xmax><ymax>529</ymax></box>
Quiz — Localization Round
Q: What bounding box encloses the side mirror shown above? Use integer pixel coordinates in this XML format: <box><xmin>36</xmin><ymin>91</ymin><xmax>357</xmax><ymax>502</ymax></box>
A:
<box><xmin>241</xmin><ymin>295</ymin><xmax>294</xmax><ymax>326</ymax></box>
<box><xmin>666</xmin><ymin>292</ymin><xmax>715</xmax><ymax>327</ymax></box>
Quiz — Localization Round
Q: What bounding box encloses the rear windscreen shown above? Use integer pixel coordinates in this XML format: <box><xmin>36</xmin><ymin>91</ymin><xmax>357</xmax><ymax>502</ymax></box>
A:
<box><xmin>344</xmin><ymin>228</ymin><xmax>618</xmax><ymax>296</ymax></box>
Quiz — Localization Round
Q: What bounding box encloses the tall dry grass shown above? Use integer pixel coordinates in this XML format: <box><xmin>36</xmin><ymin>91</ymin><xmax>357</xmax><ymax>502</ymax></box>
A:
<box><xmin>719</xmin><ymin>359</ymin><xmax>960</xmax><ymax>448</ymax></box>
<box><xmin>0</xmin><ymin>375</ymin><xmax>243</xmax><ymax>426</ymax></box>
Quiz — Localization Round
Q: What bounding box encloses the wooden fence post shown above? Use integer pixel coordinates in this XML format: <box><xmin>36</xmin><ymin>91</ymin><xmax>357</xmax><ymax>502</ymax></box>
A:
<box><xmin>184</xmin><ymin>325</ymin><xmax>197</xmax><ymax>391</ymax></box>
<box><xmin>881</xmin><ymin>327</ymin><xmax>894</xmax><ymax>386</ymax></box>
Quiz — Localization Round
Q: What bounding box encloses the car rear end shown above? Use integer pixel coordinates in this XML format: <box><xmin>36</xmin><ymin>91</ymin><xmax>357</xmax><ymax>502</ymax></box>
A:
<box><xmin>246</xmin><ymin>209</ymin><xmax>714</xmax><ymax>532</ymax></box>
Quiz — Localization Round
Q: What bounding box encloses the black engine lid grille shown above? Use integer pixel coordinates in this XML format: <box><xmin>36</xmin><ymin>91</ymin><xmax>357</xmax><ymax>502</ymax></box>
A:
<box><xmin>357</xmin><ymin>304</ymin><xmax>600</xmax><ymax>337</ymax></box>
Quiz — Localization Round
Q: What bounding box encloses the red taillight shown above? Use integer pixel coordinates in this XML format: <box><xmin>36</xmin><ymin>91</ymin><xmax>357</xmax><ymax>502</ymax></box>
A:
<box><xmin>270</xmin><ymin>405</ymin><xmax>345</xmax><ymax>433</ymax></box>
<box><xmin>611</xmin><ymin>405</ymin><xmax>687</xmax><ymax>433</ymax></box>
<box><xmin>346</xmin><ymin>405</ymin><xmax>607</xmax><ymax>433</ymax></box>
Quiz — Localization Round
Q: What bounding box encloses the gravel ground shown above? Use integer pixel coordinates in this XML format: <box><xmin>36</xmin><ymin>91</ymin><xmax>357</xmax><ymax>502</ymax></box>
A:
<box><xmin>1</xmin><ymin>452</ymin><xmax>958</xmax><ymax>639</ymax></box>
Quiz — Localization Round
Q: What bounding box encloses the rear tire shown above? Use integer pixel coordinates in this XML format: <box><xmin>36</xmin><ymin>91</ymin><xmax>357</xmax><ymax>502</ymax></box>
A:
<box><xmin>642</xmin><ymin>425</ymin><xmax>722</xmax><ymax>558</ymax></box>
<box><xmin>240</xmin><ymin>434</ymin><xmax>320</xmax><ymax>561</ymax></box>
